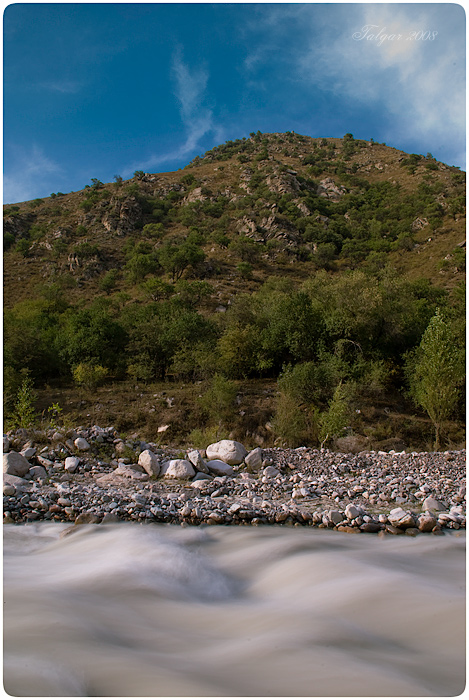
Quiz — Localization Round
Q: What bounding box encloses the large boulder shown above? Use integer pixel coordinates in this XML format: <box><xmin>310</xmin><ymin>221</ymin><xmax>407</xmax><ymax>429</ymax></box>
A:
<box><xmin>3</xmin><ymin>473</ymin><xmax>30</xmax><ymax>491</ymax></box>
<box><xmin>422</xmin><ymin>496</ymin><xmax>447</xmax><ymax>512</ymax></box>
<box><xmin>388</xmin><ymin>507</ymin><xmax>416</xmax><ymax>529</ymax></box>
<box><xmin>206</xmin><ymin>460</ymin><xmax>234</xmax><ymax>477</ymax></box>
<box><xmin>64</xmin><ymin>457</ymin><xmax>80</xmax><ymax>473</ymax></box>
<box><xmin>138</xmin><ymin>449</ymin><xmax>160</xmax><ymax>477</ymax></box>
<box><xmin>187</xmin><ymin>450</ymin><xmax>210</xmax><ymax>474</ymax></box>
<box><xmin>206</xmin><ymin>440</ymin><xmax>247</xmax><ymax>465</ymax></box>
<box><xmin>164</xmin><ymin>460</ymin><xmax>195</xmax><ymax>480</ymax></box>
<box><xmin>74</xmin><ymin>437</ymin><xmax>91</xmax><ymax>451</ymax></box>
<box><xmin>3</xmin><ymin>451</ymin><xmax>31</xmax><ymax>477</ymax></box>
<box><xmin>245</xmin><ymin>448</ymin><xmax>263</xmax><ymax>470</ymax></box>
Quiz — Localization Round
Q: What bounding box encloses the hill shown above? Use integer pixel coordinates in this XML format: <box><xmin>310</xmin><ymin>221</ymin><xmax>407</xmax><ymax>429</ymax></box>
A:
<box><xmin>3</xmin><ymin>132</ymin><xmax>466</xmax><ymax>450</ymax></box>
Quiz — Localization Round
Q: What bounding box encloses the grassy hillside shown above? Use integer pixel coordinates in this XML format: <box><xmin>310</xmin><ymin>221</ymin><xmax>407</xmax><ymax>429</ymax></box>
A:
<box><xmin>3</xmin><ymin>132</ymin><xmax>466</xmax><ymax>450</ymax></box>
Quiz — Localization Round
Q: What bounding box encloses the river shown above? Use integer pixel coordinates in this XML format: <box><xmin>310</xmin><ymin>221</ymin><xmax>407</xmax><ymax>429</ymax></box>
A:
<box><xmin>3</xmin><ymin>523</ymin><xmax>465</xmax><ymax>697</ymax></box>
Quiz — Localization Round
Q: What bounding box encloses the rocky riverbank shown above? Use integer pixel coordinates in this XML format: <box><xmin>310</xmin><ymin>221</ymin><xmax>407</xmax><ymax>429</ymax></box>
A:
<box><xmin>3</xmin><ymin>426</ymin><xmax>466</xmax><ymax>535</ymax></box>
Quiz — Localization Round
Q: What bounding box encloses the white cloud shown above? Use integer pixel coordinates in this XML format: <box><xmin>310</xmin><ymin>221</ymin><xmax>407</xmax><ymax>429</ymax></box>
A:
<box><xmin>243</xmin><ymin>3</ymin><xmax>465</xmax><ymax>167</ymax></box>
<box><xmin>4</xmin><ymin>146</ymin><xmax>62</xmax><ymax>203</ymax></box>
<box><xmin>301</xmin><ymin>4</ymin><xmax>465</xmax><ymax>164</ymax></box>
<box><xmin>128</xmin><ymin>52</ymin><xmax>214</xmax><ymax>173</ymax></box>
<box><xmin>39</xmin><ymin>80</ymin><xmax>82</xmax><ymax>94</ymax></box>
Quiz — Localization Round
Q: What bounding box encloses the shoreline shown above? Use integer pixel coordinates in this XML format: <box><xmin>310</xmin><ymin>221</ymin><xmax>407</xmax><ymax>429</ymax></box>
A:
<box><xmin>3</xmin><ymin>426</ymin><xmax>466</xmax><ymax>535</ymax></box>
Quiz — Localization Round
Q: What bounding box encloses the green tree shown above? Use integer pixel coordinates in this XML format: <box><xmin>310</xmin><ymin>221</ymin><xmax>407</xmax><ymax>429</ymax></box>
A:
<box><xmin>198</xmin><ymin>374</ymin><xmax>237</xmax><ymax>437</ymax></box>
<box><xmin>319</xmin><ymin>382</ymin><xmax>352</xmax><ymax>448</ymax></box>
<box><xmin>7</xmin><ymin>373</ymin><xmax>38</xmax><ymax>429</ymax></box>
<box><xmin>72</xmin><ymin>362</ymin><xmax>109</xmax><ymax>390</ymax></box>
<box><xmin>407</xmin><ymin>310</ymin><xmax>465</xmax><ymax>449</ymax></box>
<box><xmin>158</xmin><ymin>241</ymin><xmax>205</xmax><ymax>281</ymax></box>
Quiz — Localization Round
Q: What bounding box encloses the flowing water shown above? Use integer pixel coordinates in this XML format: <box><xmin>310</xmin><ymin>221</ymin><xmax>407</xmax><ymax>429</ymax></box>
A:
<box><xmin>3</xmin><ymin>523</ymin><xmax>465</xmax><ymax>697</ymax></box>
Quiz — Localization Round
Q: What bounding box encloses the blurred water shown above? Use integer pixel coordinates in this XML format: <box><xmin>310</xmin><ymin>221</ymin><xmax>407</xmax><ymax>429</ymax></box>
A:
<box><xmin>3</xmin><ymin>523</ymin><xmax>465</xmax><ymax>697</ymax></box>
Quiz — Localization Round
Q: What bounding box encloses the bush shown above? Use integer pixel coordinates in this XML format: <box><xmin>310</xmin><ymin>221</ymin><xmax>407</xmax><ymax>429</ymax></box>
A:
<box><xmin>236</xmin><ymin>262</ymin><xmax>253</xmax><ymax>279</ymax></box>
<box><xmin>272</xmin><ymin>393</ymin><xmax>319</xmax><ymax>447</ymax></box>
<box><xmin>72</xmin><ymin>362</ymin><xmax>109</xmax><ymax>389</ymax></box>
<box><xmin>197</xmin><ymin>374</ymin><xmax>237</xmax><ymax>434</ymax></box>
<box><xmin>6</xmin><ymin>374</ymin><xmax>38</xmax><ymax>430</ymax></box>
<box><xmin>319</xmin><ymin>382</ymin><xmax>353</xmax><ymax>448</ymax></box>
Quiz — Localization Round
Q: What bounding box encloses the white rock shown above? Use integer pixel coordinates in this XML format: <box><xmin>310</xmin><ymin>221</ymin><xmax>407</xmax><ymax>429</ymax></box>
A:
<box><xmin>3</xmin><ymin>473</ymin><xmax>29</xmax><ymax>490</ymax></box>
<box><xmin>192</xmin><ymin>472</ymin><xmax>213</xmax><ymax>482</ymax></box>
<box><xmin>37</xmin><ymin>455</ymin><xmax>54</xmax><ymax>469</ymax></box>
<box><xmin>64</xmin><ymin>457</ymin><xmax>80</xmax><ymax>473</ymax></box>
<box><xmin>345</xmin><ymin>504</ymin><xmax>360</xmax><ymax>520</ymax></box>
<box><xmin>20</xmin><ymin>447</ymin><xmax>36</xmax><ymax>459</ymax></box>
<box><xmin>187</xmin><ymin>450</ymin><xmax>210</xmax><ymax>474</ymax></box>
<box><xmin>423</xmin><ymin>496</ymin><xmax>447</xmax><ymax>512</ymax></box>
<box><xmin>3</xmin><ymin>484</ymin><xmax>16</xmax><ymax>496</ymax></box>
<box><xmin>3</xmin><ymin>452</ymin><xmax>31</xmax><ymax>477</ymax></box>
<box><xmin>74</xmin><ymin>437</ymin><xmax>90</xmax><ymax>450</ymax></box>
<box><xmin>329</xmin><ymin>510</ymin><xmax>344</xmax><ymax>525</ymax></box>
<box><xmin>29</xmin><ymin>466</ymin><xmax>48</xmax><ymax>480</ymax></box>
<box><xmin>206</xmin><ymin>440</ymin><xmax>247</xmax><ymax>465</ymax></box>
<box><xmin>138</xmin><ymin>449</ymin><xmax>160</xmax><ymax>477</ymax></box>
<box><xmin>164</xmin><ymin>460</ymin><xmax>195</xmax><ymax>479</ymax></box>
<box><xmin>206</xmin><ymin>459</ymin><xmax>235</xmax><ymax>477</ymax></box>
<box><xmin>245</xmin><ymin>448</ymin><xmax>263</xmax><ymax>469</ymax></box>
<box><xmin>263</xmin><ymin>466</ymin><xmax>280</xmax><ymax>478</ymax></box>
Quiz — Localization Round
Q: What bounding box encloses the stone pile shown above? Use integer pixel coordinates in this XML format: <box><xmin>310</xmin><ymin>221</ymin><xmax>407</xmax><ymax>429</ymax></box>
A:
<box><xmin>3</xmin><ymin>426</ymin><xmax>466</xmax><ymax>536</ymax></box>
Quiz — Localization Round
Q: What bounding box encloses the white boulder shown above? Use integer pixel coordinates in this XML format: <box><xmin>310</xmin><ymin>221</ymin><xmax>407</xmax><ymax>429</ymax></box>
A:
<box><xmin>3</xmin><ymin>451</ymin><xmax>31</xmax><ymax>477</ymax></box>
<box><xmin>245</xmin><ymin>447</ymin><xmax>263</xmax><ymax>469</ymax></box>
<box><xmin>206</xmin><ymin>459</ymin><xmax>234</xmax><ymax>476</ymax></box>
<box><xmin>20</xmin><ymin>447</ymin><xmax>36</xmax><ymax>459</ymax></box>
<box><xmin>64</xmin><ymin>457</ymin><xmax>80</xmax><ymax>473</ymax></box>
<box><xmin>422</xmin><ymin>496</ymin><xmax>447</xmax><ymax>512</ymax></box>
<box><xmin>138</xmin><ymin>449</ymin><xmax>160</xmax><ymax>477</ymax></box>
<box><xmin>206</xmin><ymin>440</ymin><xmax>247</xmax><ymax>465</ymax></box>
<box><xmin>345</xmin><ymin>504</ymin><xmax>361</xmax><ymax>520</ymax></box>
<box><xmin>74</xmin><ymin>437</ymin><xmax>90</xmax><ymax>451</ymax></box>
<box><xmin>164</xmin><ymin>460</ymin><xmax>195</xmax><ymax>479</ymax></box>
<box><xmin>29</xmin><ymin>465</ymin><xmax>48</xmax><ymax>480</ymax></box>
<box><xmin>187</xmin><ymin>449</ymin><xmax>210</xmax><ymax>474</ymax></box>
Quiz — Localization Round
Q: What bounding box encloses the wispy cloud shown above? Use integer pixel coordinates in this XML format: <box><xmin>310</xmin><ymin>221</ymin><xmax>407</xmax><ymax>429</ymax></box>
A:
<box><xmin>243</xmin><ymin>4</ymin><xmax>465</xmax><ymax>167</ymax></box>
<box><xmin>38</xmin><ymin>79</ymin><xmax>83</xmax><ymax>94</ymax></box>
<box><xmin>303</xmin><ymin>4</ymin><xmax>465</xmax><ymax>164</ymax></box>
<box><xmin>128</xmin><ymin>51</ymin><xmax>215</xmax><ymax>173</ymax></box>
<box><xmin>4</xmin><ymin>146</ymin><xmax>62</xmax><ymax>203</ymax></box>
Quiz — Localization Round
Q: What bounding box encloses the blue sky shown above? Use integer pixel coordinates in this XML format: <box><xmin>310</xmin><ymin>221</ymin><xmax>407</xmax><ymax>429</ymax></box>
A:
<box><xmin>3</xmin><ymin>3</ymin><xmax>466</xmax><ymax>203</ymax></box>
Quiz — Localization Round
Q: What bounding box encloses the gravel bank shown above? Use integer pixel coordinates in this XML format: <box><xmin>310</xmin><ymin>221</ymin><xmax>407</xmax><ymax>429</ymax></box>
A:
<box><xmin>3</xmin><ymin>426</ymin><xmax>466</xmax><ymax>535</ymax></box>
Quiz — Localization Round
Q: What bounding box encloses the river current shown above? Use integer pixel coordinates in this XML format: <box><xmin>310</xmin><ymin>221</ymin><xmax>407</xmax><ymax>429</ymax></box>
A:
<box><xmin>3</xmin><ymin>523</ymin><xmax>466</xmax><ymax>697</ymax></box>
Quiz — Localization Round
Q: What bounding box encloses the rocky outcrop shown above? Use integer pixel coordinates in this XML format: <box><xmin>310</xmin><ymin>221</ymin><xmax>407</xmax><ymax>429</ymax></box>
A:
<box><xmin>317</xmin><ymin>178</ymin><xmax>346</xmax><ymax>202</ymax></box>
<box><xmin>101</xmin><ymin>196</ymin><xmax>142</xmax><ymax>236</ymax></box>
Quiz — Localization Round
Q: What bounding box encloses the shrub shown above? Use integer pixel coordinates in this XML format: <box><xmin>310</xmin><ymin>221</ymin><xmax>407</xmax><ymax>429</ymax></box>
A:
<box><xmin>72</xmin><ymin>362</ymin><xmax>109</xmax><ymax>389</ymax></box>
<box><xmin>197</xmin><ymin>374</ymin><xmax>237</xmax><ymax>434</ymax></box>
<box><xmin>272</xmin><ymin>393</ymin><xmax>319</xmax><ymax>447</ymax></box>
<box><xmin>7</xmin><ymin>374</ymin><xmax>38</xmax><ymax>429</ymax></box>
<box><xmin>319</xmin><ymin>382</ymin><xmax>352</xmax><ymax>448</ymax></box>
<box><xmin>236</xmin><ymin>262</ymin><xmax>253</xmax><ymax>279</ymax></box>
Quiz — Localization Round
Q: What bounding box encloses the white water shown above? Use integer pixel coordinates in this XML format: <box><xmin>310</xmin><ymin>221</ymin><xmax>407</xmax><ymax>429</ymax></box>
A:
<box><xmin>3</xmin><ymin>523</ymin><xmax>465</xmax><ymax>697</ymax></box>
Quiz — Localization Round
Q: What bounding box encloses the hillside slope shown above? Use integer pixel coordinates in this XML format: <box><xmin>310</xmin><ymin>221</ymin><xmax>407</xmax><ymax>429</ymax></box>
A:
<box><xmin>3</xmin><ymin>132</ymin><xmax>466</xmax><ymax>450</ymax></box>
